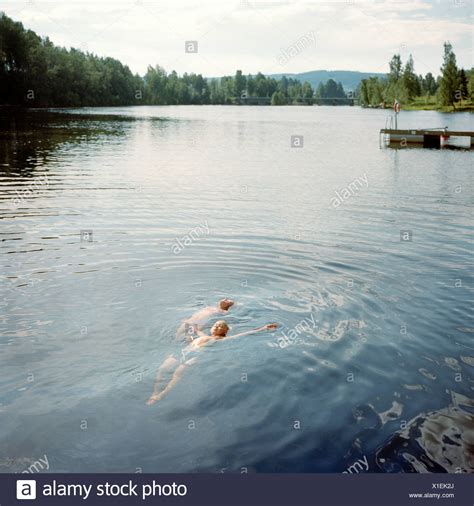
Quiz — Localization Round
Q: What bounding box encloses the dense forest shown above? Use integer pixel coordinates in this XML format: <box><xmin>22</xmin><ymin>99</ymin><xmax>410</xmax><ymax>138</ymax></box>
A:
<box><xmin>0</xmin><ymin>13</ymin><xmax>346</xmax><ymax>107</ymax></box>
<box><xmin>358</xmin><ymin>44</ymin><xmax>473</xmax><ymax>110</ymax></box>
<box><xmin>1</xmin><ymin>12</ymin><xmax>472</xmax><ymax>109</ymax></box>
<box><xmin>0</xmin><ymin>14</ymin><xmax>142</xmax><ymax>106</ymax></box>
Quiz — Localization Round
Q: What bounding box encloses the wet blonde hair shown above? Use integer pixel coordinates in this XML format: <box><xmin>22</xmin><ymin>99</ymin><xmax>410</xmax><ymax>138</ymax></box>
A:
<box><xmin>213</xmin><ymin>320</ymin><xmax>229</xmax><ymax>332</ymax></box>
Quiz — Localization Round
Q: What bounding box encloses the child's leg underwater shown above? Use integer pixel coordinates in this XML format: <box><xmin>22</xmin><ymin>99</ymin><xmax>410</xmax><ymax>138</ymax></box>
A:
<box><xmin>146</xmin><ymin>355</ymin><xmax>198</xmax><ymax>405</ymax></box>
<box><xmin>146</xmin><ymin>355</ymin><xmax>179</xmax><ymax>405</ymax></box>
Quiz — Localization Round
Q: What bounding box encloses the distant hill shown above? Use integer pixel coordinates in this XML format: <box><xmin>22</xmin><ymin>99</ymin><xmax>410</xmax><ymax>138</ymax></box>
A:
<box><xmin>266</xmin><ymin>70</ymin><xmax>386</xmax><ymax>92</ymax></box>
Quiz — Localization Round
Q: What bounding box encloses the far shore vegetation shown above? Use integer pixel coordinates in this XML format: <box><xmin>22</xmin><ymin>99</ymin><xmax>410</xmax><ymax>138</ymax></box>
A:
<box><xmin>1</xmin><ymin>12</ymin><xmax>472</xmax><ymax>112</ymax></box>
<box><xmin>358</xmin><ymin>44</ymin><xmax>473</xmax><ymax>112</ymax></box>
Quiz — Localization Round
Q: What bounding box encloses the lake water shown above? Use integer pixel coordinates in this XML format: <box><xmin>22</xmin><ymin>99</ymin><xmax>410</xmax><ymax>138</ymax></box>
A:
<box><xmin>1</xmin><ymin>106</ymin><xmax>473</xmax><ymax>473</ymax></box>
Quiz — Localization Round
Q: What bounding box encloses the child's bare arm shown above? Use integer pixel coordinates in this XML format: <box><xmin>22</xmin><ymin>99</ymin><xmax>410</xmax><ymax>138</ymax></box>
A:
<box><xmin>189</xmin><ymin>326</ymin><xmax>216</xmax><ymax>347</ymax></box>
<box><xmin>191</xmin><ymin>326</ymin><xmax>208</xmax><ymax>338</ymax></box>
<box><xmin>227</xmin><ymin>323</ymin><xmax>278</xmax><ymax>340</ymax></box>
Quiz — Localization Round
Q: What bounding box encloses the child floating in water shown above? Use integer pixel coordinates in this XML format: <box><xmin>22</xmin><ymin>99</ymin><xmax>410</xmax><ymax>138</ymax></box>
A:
<box><xmin>147</xmin><ymin>319</ymin><xmax>278</xmax><ymax>405</ymax></box>
<box><xmin>175</xmin><ymin>298</ymin><xmax>235</xmax><ymax>340</ymax></box>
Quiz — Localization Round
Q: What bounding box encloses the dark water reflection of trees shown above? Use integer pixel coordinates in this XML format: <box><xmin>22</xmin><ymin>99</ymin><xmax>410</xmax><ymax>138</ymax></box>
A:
<box><xmin>0</xmin><ymin>109</ymin><xmax>145</xmax><ymax>178</ymax></box>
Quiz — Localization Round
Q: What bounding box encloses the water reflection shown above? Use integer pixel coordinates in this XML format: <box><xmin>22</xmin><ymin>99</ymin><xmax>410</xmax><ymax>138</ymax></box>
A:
<box><xmin>375</xmin><ymin>392</ymin><xmax>474</xmax><ymax>473</ymax></box>
<box><xmin>0</xmin><ymin>109</ymin><xmax>166</xmax><ymax>176</ymax></box>
<box><xmin>0</xmin><ymin>106</ymin><xmax>472</xmax><ymax>473</ymax></box>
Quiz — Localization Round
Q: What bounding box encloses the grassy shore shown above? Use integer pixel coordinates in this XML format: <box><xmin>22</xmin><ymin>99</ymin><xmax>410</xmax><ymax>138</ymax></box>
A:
<box><xmin>402</xmin><ymin>96</ymin><xmax>474</xmax><ymax>112</ymax></box>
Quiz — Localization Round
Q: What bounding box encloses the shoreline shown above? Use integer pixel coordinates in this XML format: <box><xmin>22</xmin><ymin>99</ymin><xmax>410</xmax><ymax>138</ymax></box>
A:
<box><xmin>1</xmin><ymin>104</ymin><xmax>473</xmax><ymax>113</ymax></box>
<box><xmin>401</xmin><ymin>105</ymin><xmax>474</xmax><ymax>112</ymax></box>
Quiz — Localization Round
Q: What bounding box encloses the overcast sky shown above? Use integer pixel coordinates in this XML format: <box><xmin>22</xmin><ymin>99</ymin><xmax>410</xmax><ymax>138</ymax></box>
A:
<box><xmin>3</xmin><ymin>0</ymin><xmax>472</xmax><ymax>77</ymax></box>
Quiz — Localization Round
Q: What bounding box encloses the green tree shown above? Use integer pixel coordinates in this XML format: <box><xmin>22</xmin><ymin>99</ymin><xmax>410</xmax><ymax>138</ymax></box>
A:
<box><xmin>278</xmin><ymin>75</ymin><xmax>289</xmax><ymax>95</ymax></box>
<box><xmin>366</xmin><ymin>77</ymin><xmax>384</xmax><ymax>106</ymax></box>
<box><xmin>301</xmin><ymin>81</ymin><xmax>314</xmax><ymax>104</ymax></box>
<box><xmin>422</xmin><ymin>72</ymin><xmax>437</xmax><ymax>95</ymax></box>
<box><xmin>288</xmin><ymin>79</ymin><xmax>302</xmax><ymax>103</ymax></box>
<box><xmin>324</xmin><ymin>79</ymin><xmax>338</xmax><ymax>97</ymax></box>
<box><xmin>438</xmin><ymin>42</ymin><xmax>460</xmax><ymax>109</ymax></box>
<box><xmin>336</xmin><ymin>82</ymin><xmax>346</xmax><ymax>98</ymax></box>
<box><xmin>234</xmin><ymin>69</ymin><xmax>246</xmax><ymax>98</ymax></box>
<box><xmin>468</xmin><ymin>68</ymin><xmax>474</xmax><ymax>100</ymax></box>
<box><xmin>458</xmin><ymin>69</ymin><xmax>468</xmax><ymax>100</ymax></box>
<box><xmin>358</xmin><ymin>80</ymin><xmax>369</xmax><ymax>105</ymax></box>
<box><xmin>246</xmin><ymin>74</ymin><xmax>255</xmax><ymax>96</ymax></box>
<box><xmin>402</xmin><ymin>55</ymin><xmax>420</xmax><ymax>100</ymax></box>
<box><xmin>145</xmin><ymin>65</ymin><xmax>167</xmax><ymax>104</ymax></box>
<box><xmin>209</xmin><ymin>79</ymin><xmax>223</xmax><ymax>104</ymax></box>
<box><xmin>388</xmin><ymin>54</ymin><xmax>402</xmax><ymax>83</ymax></box>
<box><xmin>271</xmin><ymin>91</ymin><xmax>286</xmax><ymax>105</ymax></box>
<box><xmin>314</xmin><ymin>82</ymin><xmax>325</xmax><ymax>99</ymax></box>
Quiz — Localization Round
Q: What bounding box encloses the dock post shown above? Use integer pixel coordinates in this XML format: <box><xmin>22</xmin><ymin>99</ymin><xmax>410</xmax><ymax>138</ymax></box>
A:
<box><xmin>393</xmin><ymin>99</ymin><xmax>400</xmax><ymax>130</ymax></box>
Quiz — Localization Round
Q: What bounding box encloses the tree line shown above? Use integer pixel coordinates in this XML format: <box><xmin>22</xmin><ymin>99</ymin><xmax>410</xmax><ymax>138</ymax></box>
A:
<box><xmin>358</xmin><ymin>44</ymin><xmax>473</xmax><ymax>109</ymax></box>
<box><xmin>312</xmin><ymin>78</ymin><xmax>352</xmax><ymax>105</ymax></box>
<box><xmin>147</xmin><ymin>68</ymin><xmax>319</xmax><ymax>106</ymax></box>
<box><xmin>0</xmin><ymin>14</ymin><xmax>142</xmax><ymax>106</ymax></box>
<box><xmin>5</xmin><ymin>12</ymin><xmax>470</xmax><ymax>110</ymax></box>
<box><xmin>0</xmin><ymin>13</ymin><xmax>350</xmax><ymax>107</ymax></box>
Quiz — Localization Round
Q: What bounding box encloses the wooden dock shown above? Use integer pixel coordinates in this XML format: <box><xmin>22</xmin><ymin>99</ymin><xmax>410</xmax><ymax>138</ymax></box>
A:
<box><xmin>380</xmin><ymin>128</ymin><xmax>474</xmax><ymax>148</ymax></box>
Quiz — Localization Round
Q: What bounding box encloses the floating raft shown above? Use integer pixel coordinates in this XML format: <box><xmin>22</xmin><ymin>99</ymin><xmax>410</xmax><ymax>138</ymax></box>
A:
<box><xmin>380</xmin><ymin>128</ymin><xmax>474</xmax><ymax>149</ymax></box>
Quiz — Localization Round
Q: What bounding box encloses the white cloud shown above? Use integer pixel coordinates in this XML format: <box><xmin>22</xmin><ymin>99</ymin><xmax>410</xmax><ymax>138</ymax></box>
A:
<box><xmin>1</xmin><ymin>0</ymin><xmax>471</xmax><ymax>76</ymax></box>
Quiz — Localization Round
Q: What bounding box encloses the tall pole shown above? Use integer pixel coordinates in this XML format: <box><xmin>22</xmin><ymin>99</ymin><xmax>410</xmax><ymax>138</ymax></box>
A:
<box><xmin>394</xmin><ymin>98</ymin><xmax>399</xmax><ymax>129</ymax></box>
